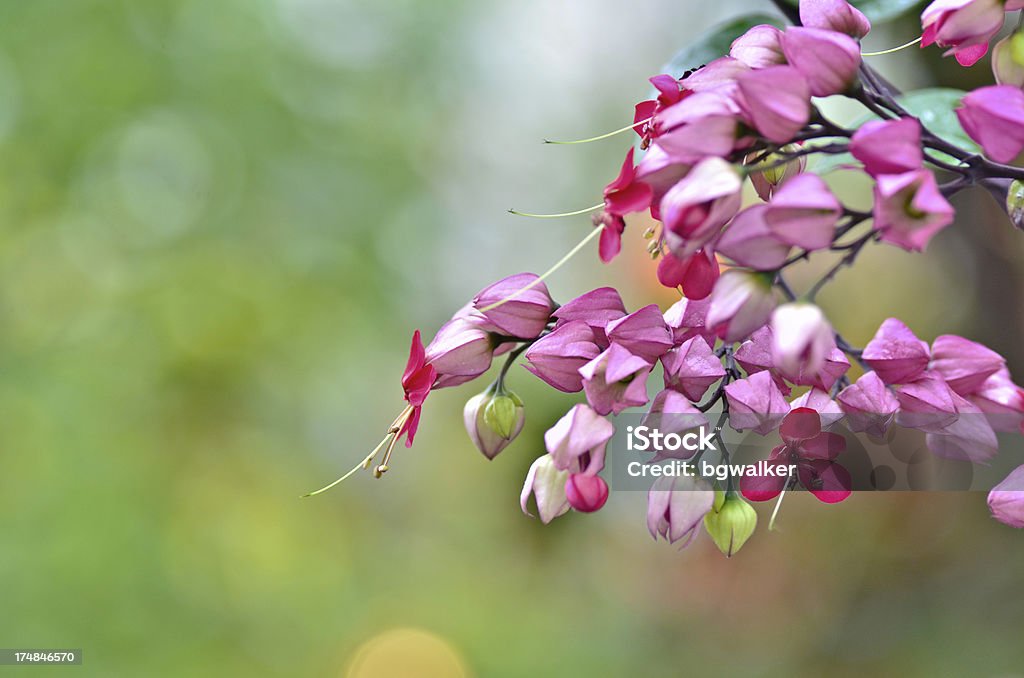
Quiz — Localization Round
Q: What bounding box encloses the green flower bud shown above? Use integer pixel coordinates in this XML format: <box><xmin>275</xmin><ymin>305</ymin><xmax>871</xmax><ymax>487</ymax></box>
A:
<box><xmin>1006</xmin><ymin>179</ymin><xmax>1024</xmax><ymax>231</ymax></box>
<box><xmin>993</xmin><ymin>33</ymin><xmax>1024</xmax><ymax>89</ymax></box>
<box><xmin>745</xmin><ymin>144</ymin><xmax>806</xmax><ymax>201</ymax></box>
<box><xmin>464</xmin><ymin>384</ymin><xmax>525</xmax><ymax>460</ymax></box>
<box><xmin>703</xmin><ymin>490</ymin><xmax>758</xmax><ymax>557</ymax></box>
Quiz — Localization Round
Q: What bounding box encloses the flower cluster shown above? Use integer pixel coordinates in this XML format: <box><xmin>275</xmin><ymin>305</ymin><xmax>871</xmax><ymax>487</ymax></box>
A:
<box><xmin>312</xmin><ymin>0</ymin><xmax>1024</xmax><ymax>553</ymax></box>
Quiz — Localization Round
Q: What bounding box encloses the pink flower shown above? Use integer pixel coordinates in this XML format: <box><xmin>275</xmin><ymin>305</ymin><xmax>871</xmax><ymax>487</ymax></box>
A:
<box><xmin>988</xmin><ymin>464</ymin><xmax>1024</xmax><ymax>528</ymax></box>
<box><xmin>894</xmin><ymin>373</ymin><xmax>959</xmax><ymax>432</ymax></box>
<box><xmin>747</xmin><ymin>148</ymin><xmax>807</xmax><ymax>201</ymax></box>
<box><xmin>740</xmin><ymin>408</ymin><xmax>851</xmax><ymax>504</ymax></box>
<box><xmin>398</xmin><ymin>330</ymin><xmax>437</xmax><ymax>446</ymax></box>
<box><xmin>579</xmin><ymin>344</ymin><xmax>652</xmax><ymax>415</ymax></box>
<box><xmin>956</xmin><ymin>85</ymin><xmax>1024</xmax><ymax>163</ymax></box>
<box><xmin>663</xmin><ymin>297</ymin><xmax>717</xmax><ymax>346</ymax></box>
<box><xmin>736</xmin><ymin>66</ymin><xmax>811</xmax><ymax>143</ymax></box>
<box><xmin>424</xmin><ymin>317</ymin><xmax>495</xmax><ymax>389</ymax></box>
<box><xmin>967</xmin><ymin>368</ymin><xmax>1024</xmax><ymax>432</ymax></box>
<box><xmin>872</xmin><ymin>170</ymin><xmax>955</xmax><ymax>252</ymax></box>
<box><xmin>715</xmin><ymin>205</ymin><xmax>792</xmax><ymax>271</ymax></box>
<box><xmin>552</xmin><ymin>287</ymin><xmax>627</xmax><ymax>345</ymax></box>
<box><xmin>862</xmin><ymin>318</ymin><xmax>931</xmax><ymax>384</ymax></box>
<box><xmin>473</xmin><ymin>273</ymin><xmax>555</xmax><ymax>339</ymax></box>
<box><xmin>764</xmin><ymin>173</ymin><xmax>843</xmax><ymax>251</ymax></box>
<box><xmin>523</xmin><ymin>320</ymin><xmax>601</xmax><ymax>393</ymax></box>
<box><xmin>463</xmin><ymin>389</ymin><xmax>525</xmax><ymax>460</ymax></box>
<box><xmin>837</xmin><ymin>371</ymin><xmax>900</xmax><ymax>436</ymax></box>
<box><xmin>656</xmin><ymin>248</ymin><xmax>720</xmax><ymax>299</ymax></box>
<box><xmin>544</xmin><ymin>403</ymin><xmax>614</xmax><ymax>472</ymax></box>
<box><xmin>850</xmin><ymin>118</ymin><xmax>924</xmax><ymax>177</ymax></box>
<box><xmin>605</xmin><ymin>304</ymin><xmax>674</xmax><ymax>362</ymax></box>
<box><xmin>642</xmin><ymin>390</ymin><xmax>710</xmax><ymax>455</ymax></box>
<box><xmin>800</xmin><ymin>0</ymin><xmax>871</xmax><ymax>38</ymax></box>
<box><xmin>661</xmin><ymin>336</ymin><xmax>726</xmax><ymax>402</ymax></box>
<box><xmin>770</xmin><ymin>302</ymin><xmax>834</xmax><ymax>376</ymax></box>
<box><xmin>594</xmin><ymin>148</ymin><xmax>653</xmax><ymax>262</ymax></box>
<box><xmin>679</xmin><ymin>56</ymin><xmax>751</xmax><ymax>96</ymax></box>
<box><xmin>928</xmin><ymin>334</ymin><xmax>1005</xmax><ymax>395</ymax></box>
<box><xmin>725</xmin><ymin>370</ymin><xmax>789</xmax><ymax>435</ymax></box>
<box><xmin>921</xmin><ymin>0</ymin><xmax>1004</xmax><ymax>67</ymax></box>
<box><xmin>781</xmin><ymin>27</ymin><xmax>861</xmax><ymax>96</ymax></box>
<box><xmin>661</xmin><ymin>157</ymin><xmax>743</xmax><ymax>256</ymax></box>
<box><xmin>924</xmin><ymin>392</ymin><xmax>998</xmax><ymax>462</ymax></box>
<box><xmin>520</xmin><ymin>455</ymin><xmax>571</xmax><ymax>523</ymax></box>
<box><xmin>565</xmin><ymin>473</ymin><xmax>610</xmax><ymax>513</ymax></box>
<box><xmin>633</xmin><ymin>74</ymin><xmax>691</xmax><ymax>147</ymax></box>
<box><xmin>706</xmin><ymin>270</ymin><xmax>777</xmax><ymax>342</ymax></box>
<box><xmin>790</xmin><ymin>388</ymin><xmax>844</xmax><ymax>428</ymax></box>
<box><xmin>647</xmin><ymin>476</ymin><xmax>716</xmax><ymax>546</ymax></box>
<box><xmin>730</xmin><ymin>25</ymin><xmax>786</xmax><ymax>68</ymax></box>
<box><xmin>779</xmin><ymin>343</ymin><xmax>851</xmax><ymax>392</ymax></box>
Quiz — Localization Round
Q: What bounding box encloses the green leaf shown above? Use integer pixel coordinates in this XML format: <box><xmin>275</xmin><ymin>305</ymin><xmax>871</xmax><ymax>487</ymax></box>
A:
<box><xmin>782</xmin><ymin>0</ymin><xmax>922</xmax><ymax>22</ymax></box>
<box><xmin>660</xmin><ymin>14</ymin><xmax>783</xmax><ymax>78</ymax></box>
<box><xmin>810</xmin><ymin>88</ymin><xmax>977</xmax><ymax>174</ymax></box>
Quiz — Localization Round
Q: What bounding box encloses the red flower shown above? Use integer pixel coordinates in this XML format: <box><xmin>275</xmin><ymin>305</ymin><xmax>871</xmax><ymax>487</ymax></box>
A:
<box><xmin>399</xmin><ymin>330</ymin><xmax>436</xmax><ymax>446</ymax></box>
<box><xmin>594</xmin><ymin>147</ymin><xmax>652</xmax><ymax>263</ymax></box>
<box><xmin>740</xmin><ymin>407</ymin><xmax>851</xmax><ymax>504</ymax></box>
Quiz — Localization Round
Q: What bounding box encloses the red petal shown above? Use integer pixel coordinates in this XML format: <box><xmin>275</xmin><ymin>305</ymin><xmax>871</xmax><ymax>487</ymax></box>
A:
<box><xmin>605</xmin><ymin>147</ymin><xmax>637</xmax><ymax>193</ymax></box>
<box><xmin>799</xmin><ymin>460</ymin><xmax>851</xmax><ymax>503</ymax></box>
<box><xmin>402</xmin><ymin>330</ymin><xmax>427</xmax><ymax>388</ymax></box>
<box><xmin>780</xmin><ymin>407</ymin><xmax>821</xmax><ymax>444</ymax></box>
<box><xmin>399</xmin><ymin>405</ymin><xmax>423</xmax><ymax>447</ymax></box>
<box><xmin>740</xmin><ymin>460</ymin><xmax>789</xmax><ymax>502</ymax></box>
<box><xmin>799</xmin><ymin>431</ymin><xmax>846</xmax><ymax>461</ymax></box>
<box><xmin>680</xmin><ymin>249</ymin><xmax>719</xmax><ymax>300</ymax></box>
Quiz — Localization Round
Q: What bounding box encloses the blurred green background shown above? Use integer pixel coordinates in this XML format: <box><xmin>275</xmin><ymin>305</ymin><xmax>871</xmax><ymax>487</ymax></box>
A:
<box><xmin>1</xmin><ymin>0</ymin><xmax>1023</xmax><ymax>675</ymax></box>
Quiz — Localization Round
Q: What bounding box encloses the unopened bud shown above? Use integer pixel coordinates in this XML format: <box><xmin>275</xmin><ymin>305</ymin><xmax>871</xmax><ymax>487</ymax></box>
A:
<box><xmin>565</xmin><ymin>473</ymin><xmax>610</xmax><ymax>512</ymax></box>
<box><xmin>745</xmin><ymin>145</ymin><xmax>806</xmax><ymax>201</ymax></box>
<box><xmin>703</xmin><ymin>490</ymin><xmax>758</xmax><ymax>557</ymax></box>
<box><xmin>993</xmin><ymin>33</ymin><xmax>1024</xmax><ymax>89</ymax></box>
<box><xmin>1007</xmin><ymin>179</ymin><xmax>1024</xmax><ymax>230</ymax></box>
<box><xmin>464</xmin><ymin>384</ymin><xmax>525</xmax><ymax>460</ymax></box>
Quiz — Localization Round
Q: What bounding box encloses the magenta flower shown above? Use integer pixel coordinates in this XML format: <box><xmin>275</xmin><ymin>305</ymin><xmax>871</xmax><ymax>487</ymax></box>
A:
<box><xmin>730</xmin><ymin>24</ymin><xmax>786</xmax><ymax>68</ymax></box>
<box><xmin>399</xmin><ymin>330</ymin><xmax>437</xmax><ymax>446</ymax></box>
<box><xmin>725</xmin><ymin>370</ymin><xmax>789</xmax><ymax>435</ymax></box>
<box><xmin>736</xmin><ymin>66</ymin><xmax>811</xmax><ymax>143</ymax></box>
<box><xmin>894</xmin><ymin>373</ymin><xmax>959</xmax><ymax>432</ymax></box>
<box><xmin>800</xmin><ymin>0</ymin><xmax>871</xmax><ymax>38</ymax></box>
<box><xmin>473</xmin><ymin>273</ymin><xmax>555</xmax><ymax>339</ymax></box>
<box><xmin>764</xmin><ymin>173</ymin><xmax>843</xmax><ymax>251</ymax></box>
<box><xmin>790</xmin><ymin>388</ymin><xmax>844</xmax><ymax>429</ymax></box>
<box><xmin>552</xmin><ymin>287</ymin><xmax>627</xmax><ymax>345</ymax></box>
<box><xmin>523</xmin><ymin>320</ymin><xmax>601</xmax><ymax>393</ymax></box>
<box><xmin>770</xmin><ymin>302</ymin><xmax>834</xmax><ymax>376</ymax></box>
<box><xmin>921</xmin><ymin>0</ymin><xmax>1004</xmax><ymax>66</ymax></box>
<box><xmin>715</xmin><ymin>205</ymin><xmax>793</xmax><ymax>271</ymax></box>
<box><xmin>661</xmin><ymin>336</ymin><xmax>726</xmax><ymax>402</ymax></box>
<box><xmin>565</xmin><ymin>473</ymin><xmax>610</xmax><ymax>513</ymax></box>
<box><xmin>924</xmin><ymin>391</ymin><xmax>998</xmax><ymax>462</ymax></box>
<box><xmin>653</xmin><ymin>91</ymin><xmax>742</xmax><ymax>161</ymax></box>
<box><xmin>850</xmin><ymin>118</ymin><xmax>924</xmax><ymax>177</ymax></box>
<box><xmin>579</xmin><ymin>344</ymin><xmax>653</xmax><ymax>415</ymax></box>
<box><xmin>862</xmin><ymin>318</ymin><xmax>931</xmax><ymax>385</ymax></box>
<box><xmin>642</xmin><ymin>390</ymin><xmax>710</xmax><ymax>454</ymax></box>
<box><xmin>544</xmin><ymin>403</ymin><xmax>614</xmax><ymax>471</ymax></box>
<box><xmin>663</xmin><ymin>297</ymin><xmax>717</xmax><ymax>347</ymax></box>
<box><xmin>706</xmin><ymin>270</ymin><xmax>777</xmax><ymax>342</ymax></box>
<box><xmin>633</xmin><ymin>74</ymin><xmax>689</xmax><ymax>145</ymax></box>
<box><xmin>647</xmin><ymin>476</ymin><xmax>716</xmax><ymax>546</ymax></box>
<box><xmin>872</xmin><ymin>170</ymin><xmax>955</xmax><ymax>251</ymax></box>
<box><xmin>605</xmin><ymin>304</ymin><xmax>674</xmax><ymax>362</ymax></box>
<box><xmin>424</xmin><ymin>316</ymin><xmax>495</xmax><ymax>389</ymax></box>
<box><xmin>680</xmin><ymin>56</ymin><xmax>751</xmax><ymax>94</ymax></box>
<box><xmin>660</xmin><ymin>157</ymin><xmax>743</xmax><ymax>256</ymax></box>
<box><xmin>967</xmin><ymin>368</ymin><xmax>1024</xmax><ymax>432</ymax></box>
<box><xmin>740</xmin><ymin>407</ymin><xmax>851</xmax><ymax>504</ymax></box>
<box><xmin>928</xmin><ymin>334</ymin><xmax>1005</xmax><ymax>395</ymax></box>
<box><xmin>656</xmin><ymin>248</ymin><xmax>720</xmax><ymax>300</ymax></box>
<box><xmin>837</xmin><ymin>371</ymin><xmax>900</xmax><ymax>437</ymax></box>
<box><xmin>779</xmin><ymin>343</ymin><xmax>851</xmax><ymax>392</ymax></box>
<box><xmin>956</xmin><ymin>86</ymin><xmax>1024</xmax><ymax>163</ymax></box>
<box><xmin>594</xmin><ymin>148</ymin><xmax>654</xmax><ymax>262</ymax></box>
<box><xmin>781</xmin><ymin>27</ymin><xmax>861</xmax><ymax>97</ymax></box>
<box><xmin>988</xmin><ymin>464</ymin><xmax>1024</xmax><ymax>528</ymax></box>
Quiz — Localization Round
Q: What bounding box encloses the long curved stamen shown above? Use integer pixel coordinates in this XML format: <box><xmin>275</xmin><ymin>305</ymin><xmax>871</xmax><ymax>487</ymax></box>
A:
<box><xmin>861</xmin><ymin>37</ymin><xmax>922</xmax><ymax>57</ymax></box>
<box><xmin>302</xmin><ymin>434</ymin><xmax>394</xmax><ymax>498</ymax></box>
<box><xmin>478</xmin><ymin>226</ymin><xmax>603</xmax><ymax>313</ymax></box>
<box><xmin>544</xmin><ymin>116</ymin><xmax>654</xmax><ymax>145</ymax></box>
<box><xmin>768</xmin><ymin>470</ymin><xmax>795</xmax><ymax>531</ymax></box>
<box><xmin>508</xmin><ymin>204</ymin><xmax>603</xmax><ymax>219</ymax></box>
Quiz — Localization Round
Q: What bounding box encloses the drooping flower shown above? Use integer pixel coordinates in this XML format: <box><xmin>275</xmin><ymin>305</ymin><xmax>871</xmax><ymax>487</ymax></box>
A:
<box><xmin>770</xmin><ymin>302</ymin><xmax>834</xmax><ymax>376</ymax></box>
<box><xmin>642</xmin><ymin>390</ymin><xmax>710</xmax><ymax>455</ymax></box>
<box><xmin>661</xmin><ymin>336</ymin><xmax>726</xmax><ymax>402</ymax></box>
<box><xmin>565</xmin><ymin>473</ymin><xmax>610</xmax><ymax>513</ymax></box>
<box><xmin>520</xmin><ymin>455</ymin><xmax>571</xmax><ymax>524</ymax></box>
<box><xmin>552</xmin><ymin>287</ymin><xmax>627</xmax><ymax>345</ymax></box>
<box><xmin>956</xmin><ymin>85</ymin><xmax>1024</xmax><ymax>163</ymax></box>
<box><xmin>633</xmin><ymin>74</ymin><xmax>690</xmax><ymax>145</ymax></box>
<box><xmin>715</xmin><ymin>205</ymin><xmax>793</xmax><ymax>271</ymax></box>
<box><xmin>424</xmin><ymin>316</ymin><xmax>496</xmax><ymax>389</ymax></box>
<box><xmin>862</xmin><ymin>318</ymin><xmax>932</xmax><ymax>384</ymax></box>
<box><xmin>730</xmin><ymin>24</ymin><xmax>786</xmax><ymax>68</ymax></box>
<box><xmin>837</xmin><ymin>370</ymin><xmax>900</xmax><ymax>437</ymax></box>
<box><xmin>967</xmin><ymin>368</ymin><xmax>1024</xmax><ymax>432</ymax></box>
<box><xmin>706</xmin><ymin>270</ymin><xmax>777</xmax><ymax>342</ymax></box>
<box><xmin>523</xmin><ymin>320</ymin><xmax>601</xmax><ymax>393</ymax></box>
<box><xmin>653</xmin><ymin>91</ymin><xmax>742</xmax><ymax>164</ymax></box>
<box><xmin>724</xmin><ymin>370</ymin><xmax>789</xmax><ymax>435</ymax></box>
<box><xmin>746</xmin><ymin>146</ymin><xmax>807</xmax><ymax>201</ymax></box>
<box><xmin>778</xmin><ymin>343</ymin><xmax>851</xmax><ymax>392</ymax></box>
<box><xmin>594</xmin><ymin>148</ymin><xmax>654</xmax><ymax>262</ymax></box>
<box><xmin>736</xmin><ymin>66</ymin><xmax>811</xmax><ymax>144</ymax></box>
<box><xmin>463</xmin><ymin>386</ymin><xmax>525</xmax><ymax>460</ymax></box>
<box><xmin>740</xmin><ymin>407</ymin><xmax>851</xmax><ymax>504</ymax></box>
<box><xmin>663</xmin><ymin>297</ymin><xmax>717</xmax><ymax>346</ymax></box>
<box><xmin>764</xmin><ymin>173</ymin><xmax>843</xmax><ymax>251</ymax></box>
<box><xmin>604</xmin><ymin>304</ymin><xmax>674</xmax><ymax>362</ymax></box>
<box><xmin>660</xmin><ymin>157</ymin><xmax>743</xmax><ymax>256</ymax></box>
<box><xmin>988</xmin><ymin>464</ymin><xmax>1024</xmax><ymax>528</ymax></box>
<box><xmin>399</xmin><ymin>330</ymin><xmax>437</xmax><ymax>446</ymax></box>
<box><xmin>780</xmin><ymin>27</ymin><xmax>861</xmax><ymax>96</ymax></box>
<box><xmin>800</xmin><ymin>0</ymin><xmax>871</xmax><ymax>38</ymax></box>
<box><xmin>656</xmin><ymin>248</ymin><xmax>720</xmax><ymax>299</ymax></box>
<box><xmin>648</xmin><ymin>476</ymin><xmax>716</xmax><ymax>546</ymax></box>
<box><xmin>873</xmin><ymin>170</ymin><xmax>955</xmax><ymax>252</ymax></box>
<box><xmin>894</xmin><ymin>373</ymin><xmax>960</xmax><ymax>432</ymax></box>
<box><xmin>789</xmin><ymin>388</ymin><xmax>844</xmax><ymax>429</ymax></box>
<box><xmin>703</xmin><ymin>491</ymin><xmax>758</xmax><ymax>557</ymax></box>
<box><xmin>924</xmin><ymin>391</ymin><xmax>999</xmax><ymax>462</ymax></box>
<box><xmin>578</xmin><ymin>344</ymin><xmax>653</xmax><ymax>415</ymax></box>
<box><xmin>849</xmin><ymin>118</ymin><xmax>924</xmax><ymax>177</ymax></box>
<box><xmin>921</xmin><ymin>0</ymin><xmax>1005</xmax><ymax>67</ymax></box>
<box><xmin>543</xmin><ymin>403</ymin><xmax>614</xmax><ymax>472</ymax></box>
<box><xmin>473</xmin><ymin>273</ymin><xmax>555</xmax><ymax>339</ymax></box>
<box><xmin>928</xmin><ymin>334</ymin><xmax>1005</xmax><ymax>395</ymax></box>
